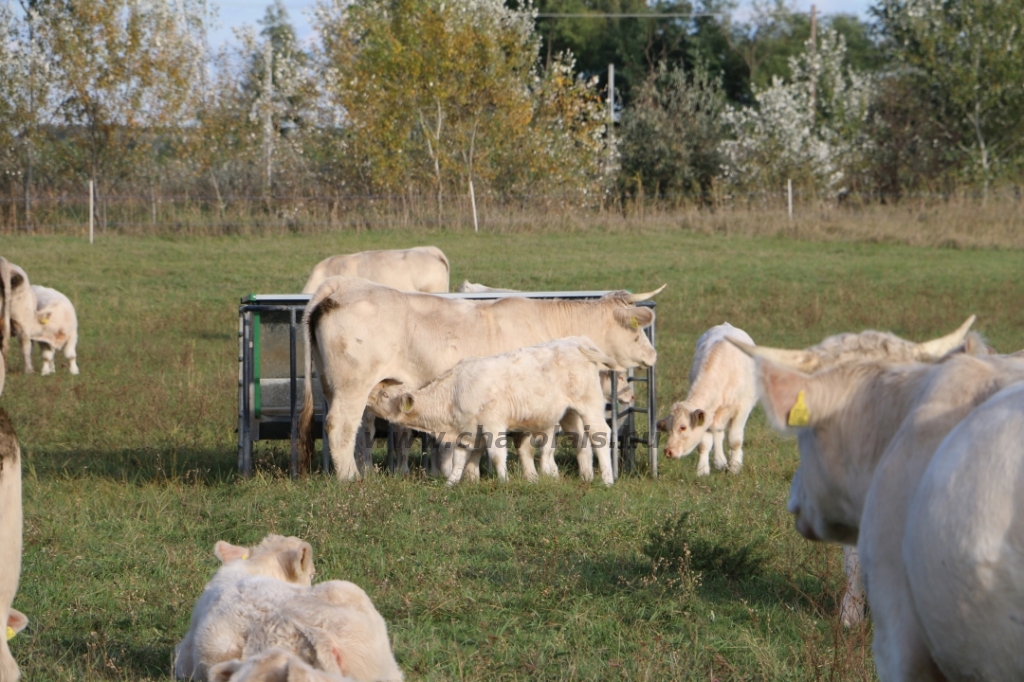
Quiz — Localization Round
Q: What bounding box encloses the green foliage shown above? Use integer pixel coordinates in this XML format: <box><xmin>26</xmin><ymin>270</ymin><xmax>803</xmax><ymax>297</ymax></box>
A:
<box><xmin>874</xmin><ymin>0</ymin><xmax>1024</xmax><ymax>190</ymax></box>
<box><xmin>644</xmin><ymin>511</ymin><xmax>767</xmax><ymax>582</ymax></box>
<box><xmin>618</xmin><ymin>60</ymin><xmax>726</xmax><ymax>201</ymax></box>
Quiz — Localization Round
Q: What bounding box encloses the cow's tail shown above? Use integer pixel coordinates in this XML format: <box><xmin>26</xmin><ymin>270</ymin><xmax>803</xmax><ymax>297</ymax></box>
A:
<box><xmin>0</xmin><ymin>257</ymin><xmax>11</xmax><ymax>363</ymax></box>
<box><xmin>298</xmin><ymin>279</ymin><xmax>347</xmax><ymax>473</ymax></box>
<box><xmin>298</xmin><ymin>303</ymin><xmax>318</xmax><ymax>475</ymax></box>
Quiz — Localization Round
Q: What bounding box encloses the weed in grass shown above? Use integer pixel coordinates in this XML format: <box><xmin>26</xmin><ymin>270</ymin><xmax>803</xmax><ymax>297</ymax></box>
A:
<box><xmin>644</xmin><ymin>511</ymin><xmax>767</xmax><ymax>583</ymax></box>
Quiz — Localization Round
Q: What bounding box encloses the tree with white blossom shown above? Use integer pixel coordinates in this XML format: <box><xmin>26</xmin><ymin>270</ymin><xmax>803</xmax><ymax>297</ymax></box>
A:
<box><xmin>719</xmin><ymin>29</ymin><xmax>874</xmax><ymax>195</ymax></box>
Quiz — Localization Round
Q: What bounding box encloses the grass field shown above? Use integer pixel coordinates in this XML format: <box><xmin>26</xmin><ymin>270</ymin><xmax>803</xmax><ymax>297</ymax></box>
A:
<box><xmin>2</xmin><ymin>229</ymin><xmax>1023</xmax><ymax>681</ymax></box>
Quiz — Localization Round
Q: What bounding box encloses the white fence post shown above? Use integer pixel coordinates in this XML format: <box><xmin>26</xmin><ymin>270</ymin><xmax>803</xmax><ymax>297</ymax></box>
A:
<box><xmin>88</xmin><ymin>179</ymin><xmax>94</xmax><ymax>244</ymax></box>
<box><xmin>787</xmin><ymin>178</ymin><xmax>793</xmax><ymax>221</ymax></box>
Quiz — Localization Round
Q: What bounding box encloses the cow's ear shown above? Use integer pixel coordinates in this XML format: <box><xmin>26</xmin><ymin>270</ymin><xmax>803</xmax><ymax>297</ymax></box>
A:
<box><xmin>208</xmin><ymin>659</ymin><xmax>243</xmax><ymax>682</ymax></box>
<box><xmin>7</xmin><ymin>608</ymin><xmax>28</xmax><ymax>637</ymax></box>
<box><xmin>214</xmin><ymin>541</ymin><xmax>249</xmax><ymax>564</ymax></box>
<box><xmin>282</xmin><ymin>541</ymin><xmax>314</xmax><ymax>583</ymax></box>
<box><xmin>756</xmin><ymin>359</ymin><xmax>812</xmax><ymax>431</ymax></box>
<box><xmin>656</xmin><ymin>416</ymin><xmax>669</xmax><ymax>432</ymax></box>
<box><xmin>400</xmin><ymin>394</ymin><xmax>414</xmax><ymax>413</ymax></box>
<box><xmin>691</xmin><ymin>409</ymin><xmax>706</xmax><ymax>428</ymax></box>
<box><xmin>613</xmin><ymin>306</ymin><xmax>654</xmax><ymax>331</ymax></box>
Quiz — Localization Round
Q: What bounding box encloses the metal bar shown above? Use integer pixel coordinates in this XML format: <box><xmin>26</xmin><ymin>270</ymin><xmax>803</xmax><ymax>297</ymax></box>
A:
<box><xmin>610</xmin><ymin>371</ymin><xmax>619</xmax><ymax>481</ymax></box>
<box><xmin>648</xmin><ymin>319</ymin><xmax>658</xmax><ymax>479</ymax></box>
<box><xmin>289</xmin><ymin>307</ymin><xmax>298</xmax><ymax>479</ymax></box>
<box><xmin>240</xmin><ymin>310</ymin><xmax>253</xmax><ymax>476</ymax></box>
<box><xmin>387</xmin><ymin>425</ymin><xmax>396</xmax><ymax>474</ymax></box>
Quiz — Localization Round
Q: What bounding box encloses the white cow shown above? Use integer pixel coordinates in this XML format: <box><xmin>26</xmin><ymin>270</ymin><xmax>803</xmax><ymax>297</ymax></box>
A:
<box><xmin>367</xmin><ymin>337</ymin><xmax>625</xmax><ymax>485</ymax></box>
<box><xmin>729</xmin><ymin>316</ymin><xmax>978</xmax><ymax>628</ymax></box>
<box><xmin>0</xmin><ymin>410</ymin><xmax>23</xmax><ymax>682</ymax></box>
<box><xmin>657</xmin><ymin>323</ymin><xmax>757</xmax><ymax>476</ymax></box>
<box><xmin>903</xmin><ymin>383</ymin><xmax>1024</xmax><ymax>681</ymax></box>
<box><xmin>454</xmin><ymin>281</ymin><xmax>517</xmax><ymax>293</ymax></box>
<box><xmin>175</xmin><ymin>535</ymin><xmax>316</xmax><ymax>681</ymax></box>
<box><xmin>29</xmin><ymin>286</ymin><xmax>79</xmax><ymax>375</ymax></box>
<box><xmin>0</xmin><ymin>260</ymin><xmax>37</xmax><ymax>374</ymax></box>
<box><xmin>301</xmin><ymin>247</ymin><xmax>449</xmax><ymax>295</ymax></box>
<box><xmin>749</xmin><ymin>348</ymin><xmax>1024</xmax><ymax>681</ymax></box>
<box><xmin>209</xmin><ymin>648</ymin><xmax>356</xmax><ymax>682</ymax></box>
<box><xmin>300</xmin><ymin>279</ymin><xmax>662</xmax><ymax>481</ymax></box>
<box><xmin>301</xmin><ymin>247</ymin><xmax>449</xmax><ymax>475</ymax></box>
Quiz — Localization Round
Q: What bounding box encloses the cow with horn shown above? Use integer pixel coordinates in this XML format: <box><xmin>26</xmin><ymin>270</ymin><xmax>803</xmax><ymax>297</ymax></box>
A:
<box><xmin>299</xmin><ymin>278</ymin><xmax>664</xmax><ymax>481</ymax></box>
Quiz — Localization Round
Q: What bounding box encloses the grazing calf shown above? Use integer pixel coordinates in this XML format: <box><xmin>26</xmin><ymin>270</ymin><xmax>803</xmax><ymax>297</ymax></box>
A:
<box><xmin>210</xmin><ymin>648</ymin><xmax>356</xmax><ymax>682</ymax></box>
<box><xmin>29</xmin><ymin>286</ymin><xmax>79</xmax><ymax>375</ymax></box>
<box><xmin>658</xmin><ymin>323</ymin><xmax>757</xmax><ymax>476</ymax></box>
<box><xmin>0</xmin><ymin>410</ymin><xmax>23</xmax><ymax>682</ymax></box>
<box><xmin>367</xmin><ymin>337</ymin><xmax>623</xmax><ymax>485</ymax></box>
<box><xmin>175</xmin><ymin>536</ymin><xmax>316</xmax><ymax>681</ymax></box>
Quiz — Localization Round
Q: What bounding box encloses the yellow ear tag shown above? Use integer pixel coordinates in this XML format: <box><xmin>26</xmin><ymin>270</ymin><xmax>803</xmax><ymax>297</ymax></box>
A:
<box><xmin>629</xmin><ymin>317</ymin><xmax>639</xmax><ymax>330</ymax></box>
<box><xmin>788</xmin><ymin>390</ymin><xmax>810</xmax><ymax>427</ymax></box>
<box><xmin>242</xmin><ymin>553</ymin><xmax>248</xmax><ymax>560</ymax></box>
<box><xmin>6</xmin><ymin>626</ymin><xmax>14</xmax><ymax>641</ymax></box>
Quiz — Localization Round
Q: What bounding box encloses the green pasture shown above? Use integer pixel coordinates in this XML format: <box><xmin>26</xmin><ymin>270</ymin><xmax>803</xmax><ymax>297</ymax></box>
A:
<box><xmin>2</xmin><ymin>230</ymin><xmax>1022</xmax><ymax>681</ymax></box>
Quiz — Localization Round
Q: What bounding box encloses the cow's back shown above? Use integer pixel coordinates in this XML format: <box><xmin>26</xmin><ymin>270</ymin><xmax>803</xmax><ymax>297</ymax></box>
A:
<box><xmin>903</xmin><ymin>382</ymin><xmax>1024</xmax><ymax>681</ymax></box>
<box><xmin>0</xmin><ymin>409</ymin><xmax>23</xmax><ymax>682</ymax></box>
<box><xmin>303</xmin><ymin>247</ymin><xmax>449</xmax><ymax>294</ymax></box>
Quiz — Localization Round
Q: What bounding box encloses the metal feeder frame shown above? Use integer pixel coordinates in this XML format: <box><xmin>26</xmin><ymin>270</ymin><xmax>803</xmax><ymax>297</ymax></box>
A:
<box><xmin>238</xmin><ymin>291</ymin><xmax>658</xmax><ymax>480</ymax></box>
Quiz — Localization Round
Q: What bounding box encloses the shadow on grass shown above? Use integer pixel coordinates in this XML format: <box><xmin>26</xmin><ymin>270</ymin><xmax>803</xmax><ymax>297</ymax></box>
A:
<box><xmin>23</xmin><ymin>446</ymin><xmax>240</xmax><ymax>485</ymax></box>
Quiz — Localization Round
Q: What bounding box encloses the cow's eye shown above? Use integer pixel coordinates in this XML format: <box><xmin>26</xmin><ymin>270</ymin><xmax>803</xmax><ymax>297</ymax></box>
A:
<box><xmin>678</xmin><ymin>425</ymin><xmax>686</xmax><ymax>431</ymax></box>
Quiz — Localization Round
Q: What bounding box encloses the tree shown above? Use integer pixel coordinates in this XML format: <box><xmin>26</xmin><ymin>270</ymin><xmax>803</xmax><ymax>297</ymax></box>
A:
<box><xmin>618</xmin><ymin>60</ymin><xmax>726</xmax><ymax>201</ymax></box>
<box><xmin>875</xmin><ymin>0</ymin><xmax>1024</xmax><ymax>195</ymax></box>
<box><xmin>32</xmin><ymin>0</ymin><xmax>208</xmax><ymax>225</ymax></box>
<box><xmin>720</xmin><ymin>29</ymin><xmax>875</xmax><ymax>194</ymax></box>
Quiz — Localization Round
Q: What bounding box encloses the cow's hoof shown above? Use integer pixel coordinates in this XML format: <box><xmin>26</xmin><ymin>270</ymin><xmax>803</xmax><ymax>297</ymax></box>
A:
<box><xmin>696</xmin><ymin>466</ymin><xmax>710</xmax><ymax>477</ymax></box>
<box><xmin>713</xmin><ymin>457</ymin><xmax>728</xmax><ymax>470</ymax></box>
<box><xmin>729</xmin><ymin>462</ymin><xmax>743</xmax><ymax>475</ymax></box>
<box><xmin>69</xmin><ymin>365</ymin><xmax>80</xmax><ymax>375</ymax></box>
<box><xmin>41</xmin><ymin>367</ymin><xmax>54</xmax><ymax>376</ymax></box>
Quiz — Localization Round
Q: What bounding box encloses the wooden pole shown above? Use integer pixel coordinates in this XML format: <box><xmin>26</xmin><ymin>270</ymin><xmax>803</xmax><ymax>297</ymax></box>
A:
<box><xmin>89</xmin><ymin>180</ymin><xmax>94</xmax><ymax>243</ymax></box>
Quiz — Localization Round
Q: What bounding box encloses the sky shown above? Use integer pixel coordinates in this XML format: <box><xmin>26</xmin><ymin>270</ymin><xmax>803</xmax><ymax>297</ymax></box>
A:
<box><xmin>208</xmin><ymin>0</ymin><xmax>874</xmax><ymax>49</ymax></box>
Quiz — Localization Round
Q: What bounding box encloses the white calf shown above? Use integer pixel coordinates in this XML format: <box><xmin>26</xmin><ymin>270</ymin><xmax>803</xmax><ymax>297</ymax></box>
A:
<box><xmin>209</xmin><ymin>648</ymin><xmax>356</xmax><ymax>682</ymax></box>
<box><xmin>29</xmin><ymin>286</ymin><xmax>79</xmax><ymax>375</ymax></box>
<box><xmin>658</xmin><ymin>323</ymin><xmax>757</xmax><ymax>476</ymax></box>
<box><xmin>174</xmin><ymin>535</ymin><xmax>316</xmax><ymax>681</ymax></box>
<box><xmin>367</xmin><ymin>337</ymin><xmax>623</xmax><ymax>485</ymax></box>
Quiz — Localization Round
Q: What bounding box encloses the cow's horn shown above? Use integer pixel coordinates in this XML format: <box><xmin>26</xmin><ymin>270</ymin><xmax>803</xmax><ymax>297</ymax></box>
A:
<box><xmin>626</xmin><ymin>284</ymin><xmax>667</xmax><ymax>303</ymax></box>
<box><xmin>726</xmin><ymin>338</ymin><xmax>818</xmax><ymax>372</ymax></box>
<box><xmin>914</xmin><ymin>315</ymin><xmax>976</xmax><ymax>360</ymax></box>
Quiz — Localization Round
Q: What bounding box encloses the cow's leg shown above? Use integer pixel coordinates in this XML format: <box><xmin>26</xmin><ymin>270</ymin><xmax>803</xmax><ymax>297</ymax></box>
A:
<box><xmin>485</xmin><ymin>428</ymin><xmax>510</xmax><ymax>482</ymax></box>
<box><xmin>446</xmin><ymin>446</ymin><xmax>471</xmax><ymax>486</ymax></box>
<box><xmin>463</xmin><ymin>448</ymin><xmax>483</xmax><ymax>482</ymax></box>
<box><xmin>17</xmin><ymin>330</ymin><xmax>32</xmax><ymax>374</ymax></box>
<box><xmin>325</xmin><ymin>397</ymin><xmax>366</xmax><ymax>481</ymax></box>
<box><xmin>512</xmin><ymin>433</ymin><xmax>539</xmax><ymax>482</ymax></box>
<box><xmin>840</xmin><ymin>546</ymin><xmax>866</xmax><ymax>628</ymax></box>
<box><xmin>711</xmin><ymin>428</ymin><xmax>728</xmax><ymax>471</ymax></box>
<box><xmin>534</xmin><ymin>428</ymin><xmax>558</xmax><ymax>480</ymax></box>
<box><xmin>64</xmin><ymin>328</ymin><xmax>79</xmax><ymax>375</ymax></box>
<box><xmin>393</xmin><ymin>426</ymin><xmax>412</xmax><ymax>475</ymax></box>
<box><xmin>695</xmin><ymin>431</ymin><xmax>714</xmax><ymax>476</ymax></box>
<box><xmin>586</xmin><ymin>409</ymin><xmax>614</xmax><ymax>485</ymax></box>
<box><xmin>38</xmin><ymin>341</ymin><xmax>56</xmax><ymax>376</ymax></box>
<box><xmin>727</xmin><ymin>413</ymin><xmax>749</xmax><ymax>475</ymax></box>
<box><xmin>355</xmin><ymin>410</ymin><xmax>376</xmax><ymax>474</ymax></box>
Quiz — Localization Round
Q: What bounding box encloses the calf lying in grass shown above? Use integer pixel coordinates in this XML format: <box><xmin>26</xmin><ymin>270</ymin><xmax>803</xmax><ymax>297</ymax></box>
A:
<box><xmin>175</xmin><ymin>535</ymin><xmax>401</xmax><ymax>682</ymax></box>
<box><xmin>367</xmin><ymin>337</ymin><xmax>621</xmax><ymax>485</ymax></box>
<box><xmin>210</xmin><ymin>647</ymin><xmax>355</xmax><ymax>682</ymax></box>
